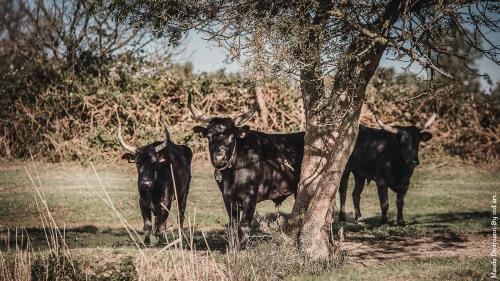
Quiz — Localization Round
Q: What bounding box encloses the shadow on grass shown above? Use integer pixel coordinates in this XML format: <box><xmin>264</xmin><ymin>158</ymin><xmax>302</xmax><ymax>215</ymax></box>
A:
<box><xmin>0</xmin><ymin>225</ymin><xmax>136</xmax><ymax>250</ymax></box>
<box><xmin>415</xmin><ymin>210</ymin><xmax>491</xmax><ymax>224</ymax></box>
<box><xmin>340</xmin><ymin>233</ymin><xmax>472</xmax><ymax>265</ymax></box>
<box><xmin>329</xmin><ymin>211</ymin><xmax>492</xmax><ymax>264</ymax></box>
<box><xmin>0</xmin><ymin>225</ymin><xmax>246</xmax><ymax>253</ymax></box>
<box><xmin>1</xmin><ymin>210</ymin><xmax>489</xmax><ymax>253</ymax></box>
<box><xmin>333</xmin><ymin>210</ymin><xmax>490</xmax><ymax>241</ymax></box>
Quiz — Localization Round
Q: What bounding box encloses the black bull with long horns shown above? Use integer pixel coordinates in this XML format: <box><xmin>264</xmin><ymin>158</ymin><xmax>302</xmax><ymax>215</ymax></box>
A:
<box><xmin>189</xmin><ymin>93</ymin><xmax>304</xmax><ymax>246</ymax></box>
<box><xmin>339</xmin><ymin>111</ymin><xmax>436</xmax><ymax>226</ymax></box>
<box><xmin>117</xmin><ymin>114</ymin><xmax>192</xmax><ymax>244</ymax></box>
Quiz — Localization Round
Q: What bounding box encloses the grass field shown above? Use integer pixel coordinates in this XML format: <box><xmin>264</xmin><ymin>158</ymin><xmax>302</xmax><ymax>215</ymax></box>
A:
<box><xmin>0</xmin><ymin>159</ymin><xmax>497</xmax><ymax>280</ymax></box>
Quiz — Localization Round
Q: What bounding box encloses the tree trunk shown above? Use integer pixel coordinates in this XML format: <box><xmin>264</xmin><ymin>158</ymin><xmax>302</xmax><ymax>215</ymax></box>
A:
<box><xmin>288</xmin><ymin>0</ymin><xmax>405</xmax><ymax>259</ymax></box>
<box><xmin>291</xmin><ymin>43</ymin><xmax>387</xmax><ymax>259</ymax></box>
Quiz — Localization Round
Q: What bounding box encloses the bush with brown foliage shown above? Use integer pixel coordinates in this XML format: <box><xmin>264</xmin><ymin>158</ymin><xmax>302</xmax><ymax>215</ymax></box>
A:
<box><xmin>0</xmin><ymin>59</ymin><xmax>497</xmax><ymax>163</ymax></box>
<box><xmin>0</xmin><ymin>56</ymin><xmax>302</xmax><ymax>162</ymax></box>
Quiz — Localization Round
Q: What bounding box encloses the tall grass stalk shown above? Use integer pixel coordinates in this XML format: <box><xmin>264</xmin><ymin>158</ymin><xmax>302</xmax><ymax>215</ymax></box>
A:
<box><xmin>88</xmin><ymin>161</ymin><xmax>146</xmax><ymax>256</ymax></box>
<box><xmin>0</xmin><ymin>229</ymin><xmax>32</xmax><ymax>281</ymax></box>
<box><xmin>0</xmin><ymin>153</ymin><xmax>79</xmax><ymax>280</ymax></box>
<box><xmin>87</xmin><ymin>161</ymin><xmax>228</xmax><ymax>280</ymax></box>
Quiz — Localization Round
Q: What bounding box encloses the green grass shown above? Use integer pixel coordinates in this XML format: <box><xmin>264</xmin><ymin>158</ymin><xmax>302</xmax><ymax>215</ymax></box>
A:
<box><xmin>292</xmin><ymin>256</ymin><xmax>492</xmax><ymax>281</ymax></box>
<box><xmin>0</xmin><ymin>162</ymin><xmax>497</xmax><ymax>234</ymax></box>
<box><xmin>0</xmin><ymin>160</ymin><xmax>497</xmax><ymax>280</ymax></box>
<box><xmin>336</xmin><ymin>166</ymin><xmax>498</xmax><ymax>238</ymax></box>
<box><xmin>0</xmin><ymin>161</ymin><xmax>497</xmax><ymax>246</ymax></box>
<box><xmin>0</xmin><ymin>161</ymin><xmax>296</xmax><ymax>232</ymax></box>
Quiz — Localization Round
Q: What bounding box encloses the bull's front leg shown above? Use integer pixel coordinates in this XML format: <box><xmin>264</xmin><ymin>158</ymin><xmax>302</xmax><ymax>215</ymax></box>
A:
<box><xmin>239</xmin><ymin>198</ymin><xmax>256</xmax><ymax>248</ymax></box>
<box><xmin>155</xmin><ymin>199</ymin><xmax>172</xmax><ymax>243</ymax></box>
<box><xmin>396</xmin><ymin>188</ymin><xmax>408</xmax><ymax>226</ymax></box>
<box><xmin>139</xmin><ymin>199</ymin><xmax>152</xmax><ymax>245</ymax></box>
<box><xmin>223</xmin><ymin>197</ymin><xmax>240</xmax><ymax>248</ymax></box>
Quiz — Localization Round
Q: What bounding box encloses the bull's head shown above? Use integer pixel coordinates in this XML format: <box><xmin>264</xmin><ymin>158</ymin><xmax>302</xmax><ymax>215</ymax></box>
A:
<box><xmin>373</xmin><ymin>112</ymin><xmax>435</xmax><ymax>168</ymax></box>
<box><xmin>189</xmin><ymin>92</ymin><xmax>256</xmax><ymax>169</ymax></box>
<box><xmin>117</xmin><ymin>114</ymin><xmax>171</xmax><ymax>190</ymax></box>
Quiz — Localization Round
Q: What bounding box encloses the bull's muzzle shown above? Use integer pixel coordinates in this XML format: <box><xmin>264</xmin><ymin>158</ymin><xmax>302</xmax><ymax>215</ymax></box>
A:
<box><xmin>211</xmin><ymin>149</ymin><xmax>228</xmax><ymax>168</ymax></box>
<box><xmin>212</xmin><ymin>159</ymin><xmax>227</xmax><ymax>168</ymax></box>
<box><xmin>141</xmin><ymin>180</ymin><xmax>154</xmax><ymax>189</ymax></box>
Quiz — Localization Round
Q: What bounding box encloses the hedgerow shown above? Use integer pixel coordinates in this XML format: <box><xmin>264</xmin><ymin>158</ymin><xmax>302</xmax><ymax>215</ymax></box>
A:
<box><xmin>0</xmin><ymin>57</ymin><xmax>497</xmax><ymax>162</ymax></box>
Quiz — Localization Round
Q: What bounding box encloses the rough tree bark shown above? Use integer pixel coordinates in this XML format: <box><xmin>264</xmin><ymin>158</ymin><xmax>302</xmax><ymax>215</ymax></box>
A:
<box><xmin>292</xmin><ymin>44</ymin><xmax>385</xmax><ymax>259</ymax></box>
<box><xmin>291</xmin><ymin>0</ymin><xmax>404</xmax><ymax>259</ymax></box>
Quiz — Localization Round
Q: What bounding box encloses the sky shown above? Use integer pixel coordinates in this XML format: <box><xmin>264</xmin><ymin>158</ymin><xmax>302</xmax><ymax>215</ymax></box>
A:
<box><xmin>173</xmin><ymin>32</ymin><xmax>500</xmax><ymax>92</ymax></box>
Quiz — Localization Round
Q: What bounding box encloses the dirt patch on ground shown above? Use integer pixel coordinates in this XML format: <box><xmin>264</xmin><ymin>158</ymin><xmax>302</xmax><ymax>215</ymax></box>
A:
<box><xmin>343</xmin><ymin>234</ymin><xmax>489</xmax><ymax>266</ymax></box>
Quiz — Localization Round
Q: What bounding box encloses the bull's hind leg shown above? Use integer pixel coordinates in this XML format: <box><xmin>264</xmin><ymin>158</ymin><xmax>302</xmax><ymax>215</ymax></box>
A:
<box><xmin>177</xmin><ymin>191</ymin><xmax>189</xmax><ymax>229</ymax></box>
<box><xmin>339</xmin><ymin>172</ymin><xmax>349</xmax><ymax>223</ymax></box>
<box><xmin>139</xmin><ymin>200</ymin><xmax>152</xmax><ymax>245</ymax></box>
<box><xmin>376</xmin><ymin>184</ymin><xmax>389</xmax><ymax>224</ymax></box>
<box><xmin>352</xmin><ymin>175</ymin><xmax>366</xmax><ymax>224</ymax></box>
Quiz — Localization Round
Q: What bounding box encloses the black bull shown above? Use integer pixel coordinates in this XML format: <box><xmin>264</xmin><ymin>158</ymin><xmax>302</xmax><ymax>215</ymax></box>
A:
<box><xmin>339</xmin><ymin>113</ymin><xmax>435</xmax><ymax>226</ymax></box>
<box><xmin>117</xmin><ymin>117</ymin><xmax>192</xmax><ymax>244</ymax></box>
<box><xmin>189</xmin><ymin>93</ymin><xmax>435</xmax><ymax>243</ymax></box>
<box><xmin>189</xmin><ymin>93</ymin><xmax>304</xmax><ymax>245</ymax></box>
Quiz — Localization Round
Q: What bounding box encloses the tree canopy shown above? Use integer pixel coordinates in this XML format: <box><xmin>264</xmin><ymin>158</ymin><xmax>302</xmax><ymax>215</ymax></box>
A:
<box><xmin>109</xmin><ymin>0</ymin><xmax>499</xmax><ymax>259</ymax></box>
<box><xmin>111</xmin><ymin>1</ymin><xmax>498</xmax><ymax>82</ymax></box>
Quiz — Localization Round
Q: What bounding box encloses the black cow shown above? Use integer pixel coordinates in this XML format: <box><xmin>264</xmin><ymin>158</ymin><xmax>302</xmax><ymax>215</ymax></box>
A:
<box><xmin>117</xmin><ymin>117</ymin><xmax>192</xmax><ymax>244</ymax></box>
<box><xmin>188</xmin><ymin>93</ymin><xmax>304</xmax><ymax>246</ymax></box>
<box><xmin>339</xmin><ymin>113</ymin><xmax>435</xmax><ymax>226</ymax></box>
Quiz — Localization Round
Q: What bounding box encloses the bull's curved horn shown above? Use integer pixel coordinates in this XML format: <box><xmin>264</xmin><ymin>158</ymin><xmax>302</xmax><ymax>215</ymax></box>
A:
<box><xmin>154</xmin><ymin>119</ymin><xmax>171</xmax><ymax>152</ymax></box>
<box><xmin>188</xmin><ymin>92</ymin><xmax>210</xmax><ymax>122</ymax></box>
<box><xmin>372</xmin><ymin>111</ymin><xmax>399</xmax><ymax>134</ymax></box>
<box><xmin>234</xmin><ymin>102</ymin><xmax>258</xmax><ymax>126</ymax></box>
<box><xmin>423</xmin><ymin>113</ymin><xmax>437</xmax><ymax>129</ymax></box>
<box><xmin>160</xmin><ymin>119</ymin><xmax>171</xmax><ymax>143</ymax></box>
<box><xmin>116</xmin><ymin>112</ymin><xmax>137</xmax><ymax>153</ymax></box>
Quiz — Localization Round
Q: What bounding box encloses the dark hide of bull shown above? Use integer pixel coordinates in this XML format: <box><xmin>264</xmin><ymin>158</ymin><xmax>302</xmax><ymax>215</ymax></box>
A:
<box><xmin>121</xmin><ymin>139</ymin><xmax>192</xmax><ymax>244</ymax></box>
<box><xmin>339</xmin><ymin>125</ymin><xmax>432</xmax><ymax>226</ymax></box>
<box><xmin>193</xmin><ymin>117</ymin><xmax>304</xmax><ymax>246</ymax></box>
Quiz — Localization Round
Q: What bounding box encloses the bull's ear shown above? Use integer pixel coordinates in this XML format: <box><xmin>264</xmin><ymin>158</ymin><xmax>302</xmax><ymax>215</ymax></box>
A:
<box><xmin>420</xmin><ymin>131</ymin><xmax>432</xmax><ymax>142</ymax></box>
<box><xmin>121</xmin><ymin>153</ymin><xmax>135</xmax><ymax>163</ymax></box>
<box><xmin>238</xmin><ymin>125</ymin><xmax>250</xmax><ymax>138</ymax></box>
<box><xmin>192</xmin><ymin>126</ymin><xmax>208</xmax><ymax>137</ymax></box>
